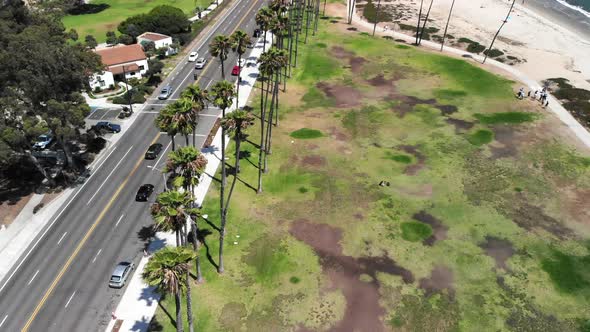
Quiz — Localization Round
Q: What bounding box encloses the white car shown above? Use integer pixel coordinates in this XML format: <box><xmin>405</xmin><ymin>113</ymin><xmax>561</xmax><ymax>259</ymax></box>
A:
<box><xmin>33</xmin><ymin>134</ymin><xmax>53</xmax><ymax>150</ymax></box>
<box><xmin>188</xmin><ymin>52</ymin><xmax>198</xmax><ymax>62</ymax></box>
<box><xmin>236</xmin><ymin>59</ymin><xmax>246</xmax><ymax>67</ymax></box>
<box><xmin>194</xmin><ymin>58</ymin><xmax>207</xmax><ymax>69</ymax></box>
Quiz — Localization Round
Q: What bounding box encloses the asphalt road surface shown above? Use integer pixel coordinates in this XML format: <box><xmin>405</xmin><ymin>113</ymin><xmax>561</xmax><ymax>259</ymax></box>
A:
<box><xmin>0</xmin><ymin>0</ymin><xmax>266</xmax><ymax>331</ymax></box>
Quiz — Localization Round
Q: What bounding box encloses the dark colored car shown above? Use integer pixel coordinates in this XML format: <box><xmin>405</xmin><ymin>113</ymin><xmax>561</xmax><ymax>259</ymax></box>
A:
<box><xmin>231</xmin><ymin>65</ymin><xmax>241</xmax><ymax>76</ymax></box>
<box><xmin>118</xmin><ymin>106</ymin><xmax>133</xmax><ymax>119</ymax></box>
<box><xmin>94</xmin><ymin>121</ymin><xmax>121</xmax><ymax>133</ymax></box>
<box><xmin>253</xmin><ymin>28</ymin><xmax>261</xmax><ymax>38</ymax></box>
<box><xmin>135</xmin><ymin>184</ymin><xmax>154</xmax><ymax>201</ymax></box>
<box><xmin>144</xmin><ymin>143</ymin><xmax>163</xmax><ymax>160</ymax></box>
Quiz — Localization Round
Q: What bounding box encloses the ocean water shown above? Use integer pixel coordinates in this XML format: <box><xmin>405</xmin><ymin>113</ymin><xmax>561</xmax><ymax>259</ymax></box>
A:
<box><xmin>560</xmin><ymin>0</ymin><xmax>590</xmax><ymax>18</ymax></box>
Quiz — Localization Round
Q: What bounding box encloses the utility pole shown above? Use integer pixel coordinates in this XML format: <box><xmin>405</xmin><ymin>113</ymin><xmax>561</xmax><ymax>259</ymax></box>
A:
<box><xmin>372</xmin><ymin>0</ymin><xmax>382</xmax><ymax>36</ymax></box>
<box><xmin>483</xmin><ymin>0</ymin><xmax>516</xmax><ymax>64</ymax></box>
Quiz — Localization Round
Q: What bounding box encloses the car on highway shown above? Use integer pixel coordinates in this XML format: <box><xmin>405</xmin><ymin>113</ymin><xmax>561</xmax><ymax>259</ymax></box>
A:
<box><xmin>158</xmin><ymin>85</ymin><xmax>172</xmax><ymax>100</ymax></box>
<box><xmin>231</xmin><ymin>65</ymin><xmax>241</xmax><ymax>76</ymax></box>
<box><xmin>94</xmin><ymin>121</ymin><xmax>121</xmax><ymax>133</ymax></box>
<box><xmin>33</xmin><ymin>133</ymin><xmax>54</xmax><ymax>150</ymax></box>
<box><xmin>194</xmin><ymin>57</ymin><xmax>207</xmax><ymax>69</ymax></box>
<box><xmin>188</xmin><ymin>51</ymin><xmax>198</xmax><ymax>62</ymax></box>
<box><xmin>236</xmin><ymin>58</ymin><xmax>246</xmax><ymax>67</ymax></box>
<box><xmin>253</xmin><ymin>28</ymin><xmax>261</xmax><ymax>37</ymax></box>
<box><xmin>109</xmin><ymin>262</ymin><xmax>134</xmax><ymax>288</ymax></box>
<box><xmin>135</xmin><ymin>184</ymin><xmax>154</xmax><ymax>201</ymax></box>
<box><xmin>247</xmin><ymin>41</ymin><xmax>254</xmax><ymax>49</ymax></box>
<box><xmin>144</xmin><ymin>143</ymin><xmax>163</xmax><ymax>159</ymax></box>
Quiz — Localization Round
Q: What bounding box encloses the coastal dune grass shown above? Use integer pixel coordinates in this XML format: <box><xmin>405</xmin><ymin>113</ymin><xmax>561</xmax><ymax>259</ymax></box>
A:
<box><xmin>152</xmin><ymin>17</ymin><xmax>590</xmax><ymax>332</ymax></box>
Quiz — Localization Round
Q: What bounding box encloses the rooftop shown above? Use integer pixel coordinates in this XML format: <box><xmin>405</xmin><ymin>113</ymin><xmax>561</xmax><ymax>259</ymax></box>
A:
<box><xmin>95</xmin><ymin>44</ymin><xmax>146</xmax><ymax>67</ymax></box>
<box><xmin>137</xmin><ymin>32</ymin><xmax>171</xmax><ymax>42</ymax></box>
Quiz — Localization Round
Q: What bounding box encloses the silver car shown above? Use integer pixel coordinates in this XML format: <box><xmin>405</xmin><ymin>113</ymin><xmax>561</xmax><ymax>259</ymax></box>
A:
<box><xmin>158</xmin><ymin>85</ymin><xmax>172</xmax><ymax>100</ymax></box>
<box><xmin>194</xmin><ymin>58</ymin><xmax>207</xmax><ymax>69</ymax></box>
<box><xmin>109</xmin><ymin>261</ymin><xmax>134</xmax><ymax>288</ymax></box>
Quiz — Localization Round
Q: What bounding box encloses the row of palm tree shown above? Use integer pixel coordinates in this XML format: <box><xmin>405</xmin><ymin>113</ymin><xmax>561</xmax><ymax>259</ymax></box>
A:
<box><xmin>142</xmin><ymin>1</ymin><xmax>324</xmax><ymax>331</ymax></box>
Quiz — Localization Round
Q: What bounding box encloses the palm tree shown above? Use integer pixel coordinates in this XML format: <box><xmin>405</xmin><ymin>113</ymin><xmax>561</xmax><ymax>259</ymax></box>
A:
<box><xmin>230</xmin><ymin>30</ymin><xmax>251</xmax><ymax>104</ymax></box>
<box><xmin>372</xmin><ymin>0</ymin><xmax>382</xmax><ymax>37</ymax></box>
<box><xmin>415</xmin><ymin>0</ymin><xmax>424</xmax><ymax>45</ymax></box>
<box><xmin>169</xmin><ymin>99</ymin><xmax>197</xmax><ymax>146</ymax></box>
<box><xmin>165</xmin><ymin>146</ymin><xmax>207</xmax><ymax>283</ymax></box>
<box><xmin>210</xmin><ymin>80</ymin><xmax>235</xmax><ymax>274</ymax></box>
<box><xmin>156</xmin><ymin>106</ymin><xmax>178</xmax><ymax>152</ymax></box>
<box><xmin>347</xmin><ymin>0</ymin><xmax>357</xmax><ymax>24</ymax></box>
<box><xmin>181</xmin><ymin>85</ymin><xmax>209</xmax><ymax>146</ymax></box>
<box><xmin>143</xmin><ymin>246</ymin><xmax>196</xmax><ymax>332</ymax></box>
<box><xmin>256</xmin><ymin>7</ymin><xmax>274</xmax><ymax>51</ymax></box>
<box><xmin>418</xmin><ymin>0</ymin><xmax>434</xmax><ymax>45</ymax></box>
<box><xmin>483</xmin><ymin>0</ymin><xmax>516</xmax><ymax>64</ymax></box>
<box><xmin>209</xmin><ymin>34</ymin><xmax>231</xmax><ymax>79</ymax></box>
<box><xmin>263</xmin><ymin>48</ymin><xmax>288</xmax><ymax>167</ymax></box>
<box><xmin>440</xmin><ymin>0</ymin><xmax>456</xmax><ymax>51</ymax></box>
<box><xmin>256</xmin><ymin>50</ymin><xmax>274</xmax><ymax>193</ymax></box>
<box><xmin>151</xmin><ymin>190</ymin><xmax>191</xmax><ymax>246</ymax></box>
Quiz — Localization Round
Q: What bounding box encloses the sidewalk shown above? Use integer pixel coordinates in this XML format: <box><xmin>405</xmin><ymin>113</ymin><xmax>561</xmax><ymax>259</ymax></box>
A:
<box><xmin>104</xmin><ymin>32</ymin><xmax>271</xmax><ymax>332</ymax></box>
<box><xmin>189</xmin><ymin>0</ymin><xmax>226</xmax><ymax>22</ymax></box>
<box><xmin>348</xmin><ymin>8</ymin><xmax>590</xmax><ymax>150</ymax></box>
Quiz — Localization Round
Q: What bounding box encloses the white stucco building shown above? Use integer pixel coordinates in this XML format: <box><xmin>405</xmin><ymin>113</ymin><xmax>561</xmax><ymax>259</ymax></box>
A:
<box><xmin>137</xmin><ymin>32</ymin><xmax>173</xmax><ymax>50</ymax></box>
<box><xmin>89</xmin><ymin>44</ymin><xmax>149</xmax><ymax>90</ymax></box>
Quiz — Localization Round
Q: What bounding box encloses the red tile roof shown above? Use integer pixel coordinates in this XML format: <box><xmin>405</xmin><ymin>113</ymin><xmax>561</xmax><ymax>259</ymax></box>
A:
<box><xmin>137</xmin><ymin>32</ymin><xmax>171</xmax><ymax>42</ymax></box>
<box><xmin>109</xmin><ymin>63</ymin><xmax>140</xmax><ymax>75</ymax></box>
<box><xmin>95</xmin><ymin>44</ymin><xmax>146</xmax><ymax>67</ymax></box>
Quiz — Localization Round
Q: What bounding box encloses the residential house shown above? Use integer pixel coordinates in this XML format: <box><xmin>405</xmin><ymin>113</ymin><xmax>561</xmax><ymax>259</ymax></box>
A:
<box><xmin>137</xmin><ymin>32</ymin><xmax>173</xmax><ymax>50</ymax></box>
<box><xmin>89</xmin><ymin>44</ymin><xmax>149</xmax><ymax>90</ymax></box>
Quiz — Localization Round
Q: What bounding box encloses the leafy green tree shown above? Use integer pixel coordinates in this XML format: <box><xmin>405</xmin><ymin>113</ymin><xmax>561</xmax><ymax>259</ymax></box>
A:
<box><xmin>230</xmin><ymin>30</ymin><xmax>251</xmax><ymax>102</ymax></box>
<box><xmin>117</xmin><ymin>33</ymin><xmax>134</xmax><ymax>45</ymax></box>
<box><xmin>210</xmin><ymin>80</ymin><xmax>235</xmax><ymax>274</ymax></box>
<box><xmin>105</xmin><ymin>31</ymin><xmax>117</xmax><ymax>45</ymax></box>
<box><xmin>84</xmin><ymin>34</ymin><xmax>98</xmax><ymax>49</ymax></box>
<box><xmin>209</xmin><ymin>34</ymin><xmax>231</xmax><ymax>80</ymax></box>
<box><xmin>67</xmin><ymin>28</ymin><xmax>78</xmax><ymax>41</ymax></box>
<box><xmin>143</xmin><ymin>246</ymin><xmax>196</xmax><ymax>332</ymax></box>
<box><xmin>118</xmin><ymin>5</ymin><xmax>190</xmax><ymax>37</ymax></box>
<box><xmin>141</xmin><ymin>40</ymin><xmax>156</xmax><ymax>58</ymax></box>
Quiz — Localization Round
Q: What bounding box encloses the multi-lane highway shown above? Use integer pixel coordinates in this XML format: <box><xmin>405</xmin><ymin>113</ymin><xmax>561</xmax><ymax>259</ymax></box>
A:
<box><xmin>0</xmin><ymin>0</ymin><xmax>265</xmax><ymax>330</ymax></box>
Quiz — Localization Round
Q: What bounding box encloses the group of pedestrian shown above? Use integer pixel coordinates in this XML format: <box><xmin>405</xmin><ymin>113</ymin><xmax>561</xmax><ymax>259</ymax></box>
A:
<box><xmin>519</xmin><ymin>87</ymin><xmax>550</xmax><ymax>107</ymax></box>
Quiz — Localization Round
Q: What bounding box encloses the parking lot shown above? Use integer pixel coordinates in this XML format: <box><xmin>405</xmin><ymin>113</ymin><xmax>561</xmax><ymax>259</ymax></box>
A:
<box><xmin>87</xmin><ymin>107</ymin><xmax>124</xmax><ymax>121</ymax></box>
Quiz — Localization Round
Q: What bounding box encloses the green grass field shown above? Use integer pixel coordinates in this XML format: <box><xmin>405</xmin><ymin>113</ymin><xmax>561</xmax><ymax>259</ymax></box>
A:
<box><xmin>62</xmin><ymin>0</ymin><xmax>211</xmax><ymax>42</ymax></box>
<box><xmin>151</xmin><ymin>17</ymin><xmax>590</xmax><ymax>332</ymax></box>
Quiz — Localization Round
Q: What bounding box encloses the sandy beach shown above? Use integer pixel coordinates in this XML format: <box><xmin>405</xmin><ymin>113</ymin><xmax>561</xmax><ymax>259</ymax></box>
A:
<box><xmin>353</xmin><ymin>0</ymin><xmax>590</xmax><ymax>90</ymax></box>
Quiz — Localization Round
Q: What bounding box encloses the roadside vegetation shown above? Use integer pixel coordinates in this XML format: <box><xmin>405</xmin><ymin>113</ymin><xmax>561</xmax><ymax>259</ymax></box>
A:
<box><xmin>146</xmin><ymin>1</ymin><xmax>590</xmax><ymax>332</ymax></box>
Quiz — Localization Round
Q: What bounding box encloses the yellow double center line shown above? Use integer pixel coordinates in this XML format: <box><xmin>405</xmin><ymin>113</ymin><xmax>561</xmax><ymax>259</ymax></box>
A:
<box><xmin>21</xmin><ymin>0</ymin><xmax>263</xmax><ymax>330</ymax></box>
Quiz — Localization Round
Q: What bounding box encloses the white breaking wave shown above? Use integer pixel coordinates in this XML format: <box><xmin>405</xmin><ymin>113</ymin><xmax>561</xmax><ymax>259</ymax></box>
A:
<box><xmin>554</xmin><ymin>0</ymin><xmax>590</xmax><ymax>19</ymax></box>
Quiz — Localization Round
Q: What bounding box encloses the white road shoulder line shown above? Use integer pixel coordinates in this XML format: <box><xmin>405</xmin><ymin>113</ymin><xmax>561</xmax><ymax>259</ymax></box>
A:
<box><xmin>153</xmin><ymin>141</ymin><xmax>172</xmax><ymax>169</ymax></box>
<box><xmin>114</xmin><ymin>215</ymin><xmax>124</xmax><ymax>228</ymax></box>
<box><xmin>57</xmin><ymin>231</ymin><xmax>67</xmax><ymax>245</ymax></box>
<box><xmin>27</xmin><ymin>270</ymin><xmax>40</xmax><ymax>286</ymax></box>
<box><xmin>92</xmin><ymin>249</ymin><xmax>102</xmax><ymax>263</ymax></box>
<box><xmin>64</xmin><ymin>291</ymin><xmax>76</xmax><ymax>308</ymax></box>
<box><xmin>0</xmin><ymin>315</ymin><xmax>7</xmax><ymax>328</ymax></box>
<box><xmin>87</xmin><ymin>146</ymin><xmax>134</xmax><ymax>205</ymax></box>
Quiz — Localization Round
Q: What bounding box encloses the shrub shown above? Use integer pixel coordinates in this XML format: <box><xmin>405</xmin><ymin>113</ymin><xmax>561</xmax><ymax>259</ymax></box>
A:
<box><xmin>554</xmin><ymin>88</ymin><xmax>590</xmax><ymax>101</ymax></box>
<box><xmin>382</xmin><ymin>35</ymin><xmax>394</xmax><ymax>40</ymax></box>
<box><xmin>290</xmin><ymin>128</ymin><xmax>324</xmax><ymax>139</ymax></box>
<box><xmin>483</xmin><ymin>48</ymin><xmax>504</xmax><ymax>57</ymax></box>
<box><xmin>467</xmin><ymin>129</ymin><xmax>494</xmax><ymax>146</ymax></box>
<box><xmin>458</xmin><ymin>37</ymin><xmax>476</xmax><ymax>44</ymax></box>
<box><xmin>87</xmin><ymin>137</ymin><xmax>106</xmax><ymax>153</ymax></box>
<box><xmin>398</xmin><ymin>23</ymin><xmax>416</xmax><ymax>31</ymax></box>
<box><xmin>474</xmin><ymin>112</ymin><xmax>537</xmax><ymax>124</ymax></box>
<box><xmin>33</xmin><ymin>203</ymin><xmax>44</xmax><ymax>214</ymax></box>
<box><xmin>108</xmin><ymin>84</ymin><xmax>115</xmax><ymax>90</ymax></box>
<box><xmin>93</xmin><ymin>86</ymin><xmax>102</xmax><ymax>93</ymax></box>
<box><xmin>467</xmin><ymin>42</ymin><xmax>486</xmax><ymax>54</ymax></box>
<box><xmin>401</xmin><ymin>222</ymin><xmax>433</xmax><ymax>242</ymax></box>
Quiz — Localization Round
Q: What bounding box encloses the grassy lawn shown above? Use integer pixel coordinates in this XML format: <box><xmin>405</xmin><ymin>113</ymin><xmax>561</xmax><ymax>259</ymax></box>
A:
<box><xmin>151</xmin><ymin>17</ymin><xmax>590</xmax><ymax>332</ymax></box>
<box><xmin>62</xmin><ymin>0</ymin><xmax>211</xmax><ymax>42</ymax></box>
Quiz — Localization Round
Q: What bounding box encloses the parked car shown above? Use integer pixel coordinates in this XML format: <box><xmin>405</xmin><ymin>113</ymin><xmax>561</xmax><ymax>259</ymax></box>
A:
<box><xmin>188</xmin><ymin>52</ymin><xmax>198</xmax><ymax>62</ymax></box>
<box><xmin>236</xmin><ymin>59</ymin><xmax>246</xmax><ymax>67</ymax></box>
<box><xmin>135</xmin><ymin>184</ymin><xmax>154</xmax><ymax>201</ymax></box>
<box><xmin>33</xmin><ymin>134</ymin><xmax>53</xmax><ymax>150</ymax></box>
<box><xmin>94</xmin><ymin>122</ymin><xmax>121</xmax><ymax>133</ymax></box>
<box><xmin>253</xmin><ymin>29</ymin><xmax>261</xmax><ymax>38</ymax></box>
<box><xmin>144</xmin><ymin>143</ymin><xmax>163</xmax><ymax>159</ymax></box>
<box><xmin>246</xmin><ymin>41</ymin><xmax>254</xmax><ymax>49</ymax></box>
<box><xmin>194</xmin><ymin>58</ymin><xmax>207</xmax><ymax>69</ymax></box>
<box><xmin>231</xmin><ymin>65</ymin><xmax>241</xmax><ymax>76</ymax></box>
<box><xmin>158</xmin><ymin>85</ymin><xmax>172</xmax><ymax>100</ymax></box>
<box><xmin>109</xmin><ymin>262</ymin><xmax>134</xmax><ymax>288</ymax></box>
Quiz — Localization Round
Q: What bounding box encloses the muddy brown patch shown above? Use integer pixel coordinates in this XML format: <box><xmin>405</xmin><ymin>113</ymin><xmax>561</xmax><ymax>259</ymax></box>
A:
<box><xmin>399</xmin><ymin>145</ymin><xmax>426</xmax><ymax>175</ymax></box>
<box><xmin>390</xmin><ymin>95</ymin><xmax>436</xmax><ymax>117</ymax></box>
<box><xmin>413</xmin><ymin>211</ymin><xmax>448</xmax><ymax>246</ymax></box>
<box><xmin>418</xmin><ymin>266</ymin><xmax>455</xmax><ymax>298</ymax></box>
<box><xmin>301</xmin><ymin>155</ymin><xmax>326</xmax><ymax>167</ymax></box>
<box><xmin>353</xmin><ymin>213</ymin><xmax>364</xmax><ymax>220</ymax></box>
<box><xmin>329</xmin><ymin>46</ymin><xmax>366</xmax><ymax>74</ymax></box>
<box><xmin>445</xmin><ymin>118</ymin><xmax>474</xmax><ymax>132</ymax></box>
<box><xmin>503</xmin><ymin>195</ymin><xmax>575</xmax><ymax>239</ymax></box>
<box><xmin>479</xmin><ymin>236</ymin><xmax>515</xmax><ymax>270</ymax></box>
<box><xmin>561</xmin><ymin>187</ymin><xmax>590</xmax><ymax>225</ymax></box>
<box><xmin>330</xmin><ymin>46</ymin><xmax>355</xmax><ymax>58</ymax></box>
<box><xmin>367</xmin><ymin>74</ymin><xmax>393</xmax><ymax>87</ymax></box>
<box><xmin>317</xmin><ymin>82</ymin><xmax>362</xmax><ymax>108</ymax></box>
<box><xmin>350</xmin><ymin>57</ymin><xmax>366</xmax><ymax>74</ymax></box>
<box><xmin>328</xmin><ymin>127</ymin><xmax>349</xmax><ymax>141</ymax></box>
<box><xmin>489</xmin><ymin>125</ymin><xmax>520</xmax><ymax>159</ymax></box>
<box><xmin>435</xmin><ymin>104</ymin><xmax>458</xmax><ymax>116</ymax></box>
<box><xmin>290</xmin><ymin>219</ymin><xmax>414</xmax><ymax>332</ymax></box>
<box><xmin>306</xmin><ymin>143</ymin><xmax>319</xmax><ymax>150</ymax></box>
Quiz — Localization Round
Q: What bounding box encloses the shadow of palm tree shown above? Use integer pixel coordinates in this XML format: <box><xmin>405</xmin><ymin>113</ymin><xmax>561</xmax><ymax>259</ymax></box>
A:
<box><xmin>147</xmin><ymin>316</ymin><xmax>164</xmax><ymax>332</ymax></box>
<box><xmin>158</xmin><ymin>299</ymin><xmax>175</xmax><ymax>328</ymax></box>
<box><xmin>137</xmin><ymin>225</ymin><xmax>155</xmax><ymax>250</ymax></box>
<box><xmin>198</xmin><ymin>228</ymin><xmax>219</xmax><ymax>270</ymax></box>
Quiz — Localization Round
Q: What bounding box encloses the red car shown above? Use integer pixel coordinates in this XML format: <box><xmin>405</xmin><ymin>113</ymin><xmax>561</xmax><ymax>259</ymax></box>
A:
<box><xmin>231</xmin><ymin>65</ymin><xmax>241</xmax><ymax>76</ymax></box>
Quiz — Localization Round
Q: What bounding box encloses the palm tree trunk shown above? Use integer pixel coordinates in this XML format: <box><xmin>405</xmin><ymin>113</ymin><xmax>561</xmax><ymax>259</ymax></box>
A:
<box><xmin>185</xmin><ymin>135</ymin><xmax>190</xmax><ymax>147</ymax></box>
<box><xmin>418</xmin><ymin>0</ymin><xmax>434</xmax><ymax>45</ymax></box>
<box><xmin>415</xmin><ymin>0</ymin><xmax>424</xmax><ymax>45</ymax></box>
<box><xmin>220</xmin><ymin>58</ymin><xmax>226</xmax><ymax>80</ymax></box>
<box><xmin>323</xmin><ymin>0</ymin><xmax>327</xmax><ymax>16</ymax></box>
<box><xmin>294</xmin><ymin>0</ymin><xmax>302</xmax><ymax>67</ymax></box>
<box><xmin>287</xmin><ymin>3</ymin><xmax>295</xmax><ymax>75</ymax></box>
<box><xmin>264</xmin><ymin>76</ymin><xmax>278</xmax><ymax>171</ymax></box>
<box><xmin>483</xmin><ymin>0</ymin><xmax>516</xmax><ymax>64</ymax></box>
<box><xmin>304</xmin><ymin>0</ymin><xmax>311</xmax><ymax>43</ymax></box>
<box><xmin>185</xmin><ymin>270</ymin><xmax>194</xmax><ymax>332</ymax></box>
<box><xmin>218</xmin><ymin>107</ymin><xmax>227</xmax><ymax>273</ymax></box>
<box><xmin>175</xmin><ymin>289</ymin><xmax>184</xmax><ymax>332</ymax></box>
<box><xmin>372</xmin><ymin>0</ymin><xmax>382</xmax><ymax>36</ymax></box>
<box><xmin>263</xmin><ymin>30</ymin><xmax>267</xmax><ymax>52</ymax></box>
<box><xmin>257</xmin><ymin>78</ymin><xmax>266</xmax><ymax>194</ymax></box>
<box><xmin>313</xmin><ymin>0</ymin><xmax>320</xmax><ymax>35</ymax></box>
<box><xmin>171</xmin><ymin>135</ymin><xmax>176</xmax><ymax>151</ymax></box>
<box><xmin>440</xmin><ymin>0</ymin><xmax>455</xmax><ymax>51</ymax></box>
<box><xmin>236</xmin><ymin>53</ymin><xmax>242</xmax><ymax>105</ymax></box>
<box><xmin>348</xmin><ymin>0</ymin><xmax>356</xmax><ymax>24</ymax></box>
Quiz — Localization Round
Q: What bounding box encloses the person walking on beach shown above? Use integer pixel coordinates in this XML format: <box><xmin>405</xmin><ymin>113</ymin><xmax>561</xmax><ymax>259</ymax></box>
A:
<box><xmin>534</xmin><ymin>90</ymin><xmax>539</xmax><ymax>99</ymax></box>
<box><xmin>545</xmin><ymin>100</ymin><xmax>549</xmax><ymax>107</ymax></box>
